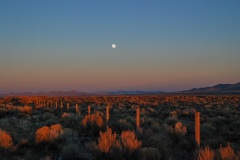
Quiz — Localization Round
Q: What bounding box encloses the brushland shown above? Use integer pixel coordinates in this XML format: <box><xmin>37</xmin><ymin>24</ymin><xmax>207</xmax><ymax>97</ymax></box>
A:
<box><xmin>0</xmin><ymin>95</ymin><xmax>240</xmax><ymax>159</ymax></box>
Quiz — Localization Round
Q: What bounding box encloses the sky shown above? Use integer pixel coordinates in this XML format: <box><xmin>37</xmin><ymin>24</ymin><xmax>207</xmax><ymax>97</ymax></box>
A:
<box><xmin>0</xmin><ymin>0</ymin><xmax>240</xmax><ymax>93</ymax></box>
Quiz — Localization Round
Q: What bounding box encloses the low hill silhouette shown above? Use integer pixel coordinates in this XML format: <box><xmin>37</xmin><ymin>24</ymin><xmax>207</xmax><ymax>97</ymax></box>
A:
<box><xmin>181</xmin><ymin>82</ymin><xmax>240</xmax><ymax>94</ymax></box>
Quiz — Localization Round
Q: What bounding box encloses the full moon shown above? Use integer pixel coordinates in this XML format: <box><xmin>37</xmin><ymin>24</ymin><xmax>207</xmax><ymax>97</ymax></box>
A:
<box><xmin>112</xmin><ymin>44</ymin><xmax>116</xmax><ymax>48</ymax></box>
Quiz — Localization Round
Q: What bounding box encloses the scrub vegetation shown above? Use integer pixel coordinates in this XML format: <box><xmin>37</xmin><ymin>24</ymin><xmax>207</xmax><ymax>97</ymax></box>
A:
<box><xmin>0</xmin><ymin>95</ymin><xmax>239</xmax><ymax>159</ymax></box>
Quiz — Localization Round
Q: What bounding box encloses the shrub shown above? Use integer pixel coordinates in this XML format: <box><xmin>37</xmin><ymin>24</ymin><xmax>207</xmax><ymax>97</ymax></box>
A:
<box><xmin>86</xmin><ymin>127</ymin><xmax>124</xmax><ymax>160</ymax></box>
<box><xmin>98</xmin><ymin>128</ymin><xmax>118</xmax><ymax>153</ymax></box>
<box><xmin>174</xmin><ymin>121</ymin><xmax>187</xmax><ymax>136</ymax></box>
<box><xmin>50</xmin><ymin>124</ymin><xmax>63</xmax><ymax>140</ymax></box>
<box><xmin>82</xmin><ymin>112</ymin><xmax>103</xmax><ymax>128</ymax></box>
<box><xmin>139</xmin><ymin>147</ymin><xmax>162</xmax><ymax>160</ymax></box>
<box><xmin>61</xmin><ymin>112</ymin><xmax>70</xmax><ymax>118</ymax></box>
<box><xmin>219</xmin><ymin>143</ymin><xmax>235</xmax><ymax>160</ymax></box>
<box><xmin>0</xmin><ymin>129</ymin><xmax>13</xmax><ymax>149</ymax></box>
<box><xmin>198</xmin><ymin>146</ymin><xmax>215</xmax><ymax>160</ymax></box>
<box><xmin>61</xmin><ymin>144</ymin><xmax>79</xmax><ymax>159</ymax></box>
<box><xmin>40</xmin><ymin>155</ymin><xmax>52</xmax><ymax>160</ymax></box>
<box><xmin>121</xmin><ymin>130</ymin><xmax>142</xmax><ymax>152</ymax></box>
<box><xmin>18</xmin><ymin>106</ymin><xmax>32</xmax><ymax>114</ymax></box>
<box><xmin>35</xmin><ymin>124</ymin><xmax>63</xmax><ymax>143</ymax></box>
<box><xmin>35</xmin><ymin>126</ymin><xmax>50</xmax><ymax>143</ymax></box>
<box><xmin>82</xmin><ymin>112</ymin><xmax>104</xmax><ymax>136</ymax></box>
<box><xmin>109</xmin><ymin>119</ymin><xmax>134</xmax><ymax>132</ymax></box>
<box><xmin>89</xmin><ymin>128</ymin><xmax>142</xmax><ymax>160</ymax></box>
<box><xmin>142</xmin><ymin>132</ymin><xmax>173</xmax><ymax>159</ymax></box>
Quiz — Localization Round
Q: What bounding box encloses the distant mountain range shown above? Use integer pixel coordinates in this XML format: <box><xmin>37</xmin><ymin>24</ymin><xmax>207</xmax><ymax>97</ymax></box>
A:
<box><xmin>180</xmin><ymin>82</ymin><xmax>240</xmax><ymax>94</ymax></box>
<box><xmin>106</xmin><ymin>90</ymin><xmax>164</xmax><ymax>95</ymax></box>
<box><xmin>1</xmin><ymin>82</ymin><xmax>240</xmax><ymax>97</ymax></box>
<box><xmin>0</xmin><ymin>90</ymin><xmax>165</xmax><ymax>97</ymax></box>
<box><xmin>0</xmin><ymin>90</ymin><xmax>90</xmax><ymax>97</ymax></box>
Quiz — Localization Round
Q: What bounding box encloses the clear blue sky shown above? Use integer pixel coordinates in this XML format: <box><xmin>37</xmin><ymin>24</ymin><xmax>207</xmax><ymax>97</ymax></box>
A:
<box><xmin>0</xmin><ymin>0</ymin><xmax>240</xmax><ymax>93</ymax></box>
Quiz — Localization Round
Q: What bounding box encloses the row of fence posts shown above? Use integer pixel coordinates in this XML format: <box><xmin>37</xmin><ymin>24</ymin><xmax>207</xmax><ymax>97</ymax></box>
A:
<box><xmin>35</xmin><ymin>99</ymin><xmax>200</xmax><ymax>146</ymax></box>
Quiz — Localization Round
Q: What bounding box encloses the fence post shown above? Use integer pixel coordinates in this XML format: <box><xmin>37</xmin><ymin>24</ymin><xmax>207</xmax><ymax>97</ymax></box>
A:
<box><xmin>60</xmin><ymin>102</ymin><xmax>63</xmax><ymax>112</ymax></box>
<box><xmin>76</xmin><ymin>104</ymin><xmax>80</xmax><ymax>114</ymax></box>
<box><xmin>67</xmin><ymin>103</ymin><xmax>70</xmax><ymax>110</ymax></box>
<box><xmin>136</xmin><ymin>106</ymin><xmax>140</xmax><ymax>129</ymax></box>
<box><xmin>88</xmin><ymin>105</ymin><xmax>91</xmax><ymax>115</ymax></box>
<box><xmin>195</xmin><ymin>111</ymin><xmax>200</xmax><ymax>147</ymax></box>
<box><xmin>56</xmin><ymin>101</ymin><xmax>58</xmax><ymax>109</ymax></box>
<box><xmin>106</xmin><ymin>106</ymin><xmax>109</xmax><ymax>122</ymax></box>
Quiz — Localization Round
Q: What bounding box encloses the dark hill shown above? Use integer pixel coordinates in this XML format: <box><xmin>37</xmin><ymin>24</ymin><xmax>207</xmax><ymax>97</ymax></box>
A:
<box><xmin>182</xmin><ymin>82</ymin><xmax>240</xmax><ymax>94</ymax></box>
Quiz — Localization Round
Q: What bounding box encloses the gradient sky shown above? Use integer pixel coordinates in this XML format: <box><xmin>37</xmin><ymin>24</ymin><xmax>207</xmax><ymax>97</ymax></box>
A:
<box><xmin>0</xmin><ymin>0</ymin><xmax>240</xmax><ymax>93</ymax></box>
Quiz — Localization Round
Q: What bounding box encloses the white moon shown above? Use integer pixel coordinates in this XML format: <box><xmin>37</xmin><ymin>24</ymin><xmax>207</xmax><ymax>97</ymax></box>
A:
<box><xmin>112</xmin><ymin>44</ymin><xmax>116</xmax><ymax>48</ymax></box>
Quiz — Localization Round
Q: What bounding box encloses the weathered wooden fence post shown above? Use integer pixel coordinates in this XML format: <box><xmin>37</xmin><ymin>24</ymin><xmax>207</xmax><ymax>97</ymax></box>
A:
<box><xmin>106</xmin><ymin>106</ymin><xmax>109</xmax><ymax>122</ymax></box>
<box><xmin>60</xmin><ymin>102</ymin><xmax>63</xmax><ymax>112</ymax></box>
<box><xmin>136</xmin><ymin>106</ymin><xmax>140</xmax><ymax>129</ymax></box>
<box><xmin>88</xmin><ymin>105</ymin><xmax>91</xmax><ymax>115</ymax></box>
<box><xmin>76</xmin><ymin>104</ymin><xmax>80</xmax><ymax>114</ymax></box>
<box><xmin>67</xmin><ymin>103</ymin><xmax>70</xmax><ymax>110</ymax></box>
<box><xmin>56</xmin><ymin>101</ymin><xmax>58</xmax><ymax>109</ymax></box>
<box><xmin>195</xmin><ymin>111</ymin><xmax>200</xmax><ymax>147</ymax></box>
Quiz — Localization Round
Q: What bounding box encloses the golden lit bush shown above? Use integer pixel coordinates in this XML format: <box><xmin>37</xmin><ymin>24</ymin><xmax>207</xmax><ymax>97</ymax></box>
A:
<box><xmin>18</xmin><ymin>106</ymin><xmax>32</xmax><ymax>114</ymax></box>
<box><xmin>174</xmin><ymin>121</ymin><xmax>187</xmax><ymax>136</ymax></box>
<box><xmin>82</xmin><ymin>112</ymin><xmax>103</xmax><ymax>128</ymax></box>
<box><xmin>96</xmin><ymin>128</ymin><xmax>141</xmax><ymax>155</ymax></box>
<box><xmin>121</xmin><ymin>130</ymin><xmax>142</xmax><ymax>152</ymax></box>
<box><xmin>50</xmin><ymin>124</ymin><xmax>63</xmax><ymax>140</ymax></box>
<box><xmin>219</xmin><ymin>143</ymin><xmax>235</xmax><ymax>160</ymax></box>
<box><xmin>98</xmin><ymin>128</ymin><xmax>118</xmax><ymax>153</ymax></box>
<box><xmin>35</xmin><ymin>104</ymin><xmax>45</xmax><ymax>109</ymax></box>
<box><xmin>86</xmin><ymin>127</ymin><xmax>123</xmax><ymax>159</ymax></box>
<box><xmin>35</xmin><ymin>126</ymin><xmax>50</xmax><ymax>143</ymax></box>
<box><xmin>61</xmin><ymin>112</ymin><xmax>70</xmax><ymax>118</ymax></box>
<box><xmin>198</xmin><ymin>146</ymin><xmax>215</xmax><ymax>160</ymax></box>
<box><xmin>0</xmin><ymin>129</ymin><xmax>13</xmax><ymax>149</ymax></box>
<box><xmin>35</xmin><ymin>124</ymin><xmax>63</xmax><ymax>143</ymax></box>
